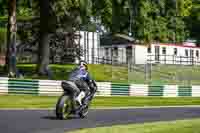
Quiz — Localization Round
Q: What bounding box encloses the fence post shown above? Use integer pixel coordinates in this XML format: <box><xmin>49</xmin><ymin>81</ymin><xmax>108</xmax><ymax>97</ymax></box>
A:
<box><xmin>145</xmin><ymin>63</ymin><xmax>148</xmax><ymax>81</ymax></box>
<box><xmin>144</xmin><ymin>63</ymin><xmax>147</xmax><ymax>80</ymax></box>
<box><xmin>149</xmin><ymin>63</ymin><xmax>152</xmax><ymax>80</ymax></box>
<box><xmin>128</xmin><ymin>59</ymin><xmax>130</xmax><ymax>82</ymax></box>
<box><xmin>180</xmin><ymin>56</ymin><xmax>182</xmax><ymax>65</ymax></box>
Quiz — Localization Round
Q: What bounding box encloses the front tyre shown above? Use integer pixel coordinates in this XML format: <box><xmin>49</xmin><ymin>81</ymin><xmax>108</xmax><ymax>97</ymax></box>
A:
<box><xmin>79</xmin><ymin>105</ymin><xmax>89</xmax><ymax>118</ymax></box>
<box><xmin>56</xmin><ymin>95</ymin><xmax>72</xmax><ymax>120</ymax></box>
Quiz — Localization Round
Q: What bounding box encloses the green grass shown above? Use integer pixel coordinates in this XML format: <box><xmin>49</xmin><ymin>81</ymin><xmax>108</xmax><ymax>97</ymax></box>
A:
<box><xmin>0</xmin><ymin>95</ymin><xmax>200</xmax><ymax>108</ymax></box>
<box><xmin>69</xmin><ymin>118</ymin><xmax>200</xmax><ymax>133</ymax></box>
<box><xmin>18</xmin><ymin>64</ymin><xmax>200</xmax><ymax>85</ymax></box>
<box><xmin>128</xmin><ymin>64</ymin><xmax>200</xmax><ymax>85</ymax></box>
<box><xmin>0</xmin><ymin>28</ymin><xmax>6</xmax><ymax>46</ymax></box>
<box><xmin>0</xmin><ymin>64</ymin><xmax>200</xmax><ymax>84</ymax></box>
<box><xmin>5</xmin><ymin>64</ymin><xmax>128</xmax><ymax>83</ymax></box>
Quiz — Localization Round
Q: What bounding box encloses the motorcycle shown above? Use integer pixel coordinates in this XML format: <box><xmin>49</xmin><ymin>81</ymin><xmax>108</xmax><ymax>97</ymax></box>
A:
<box><xmin>55</xmin><ymin>80</ymin><xmax>97</xmax><ymax>119</ymax></box>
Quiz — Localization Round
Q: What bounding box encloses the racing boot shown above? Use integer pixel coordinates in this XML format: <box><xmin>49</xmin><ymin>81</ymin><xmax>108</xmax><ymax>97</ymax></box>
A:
<box><xmin>75</xmin><ymin>91</ymin><xmax>86</xmax><ymax>106</ymax></box>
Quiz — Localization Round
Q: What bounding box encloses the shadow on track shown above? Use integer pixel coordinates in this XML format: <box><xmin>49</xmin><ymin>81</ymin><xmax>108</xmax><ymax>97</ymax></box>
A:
<box><xmin>41</xmin><ymin>115</ymin><xmax>80</xmax><ymax>120</ymax></box>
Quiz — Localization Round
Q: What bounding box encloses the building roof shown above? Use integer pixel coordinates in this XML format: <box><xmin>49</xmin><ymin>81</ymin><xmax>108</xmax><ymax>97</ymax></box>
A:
<box><xmin>100</xmin><ymin>33</ymin><xmax>136</xmax><ymax>46</ymax></box>
<box><xmin>100</xmin><ymin>33</ymin><xmax>200</xmax><ymax>48</ymax></box>
<box><xmin>153</xmin><ymin>43</ymin><xmax>200</xmax><ymax>49</ymax></box>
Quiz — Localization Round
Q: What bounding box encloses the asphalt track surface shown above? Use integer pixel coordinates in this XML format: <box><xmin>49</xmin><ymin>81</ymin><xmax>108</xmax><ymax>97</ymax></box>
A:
<box><xmin>1</xmin><ymin>107</ymin><xmax>200</xmax><ymax>133</ymax></box>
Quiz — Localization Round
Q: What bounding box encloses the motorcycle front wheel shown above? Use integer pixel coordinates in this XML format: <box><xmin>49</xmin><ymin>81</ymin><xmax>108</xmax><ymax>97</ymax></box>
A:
<box><xmin>79</xmin><ymin>104</ymin><xmax>89</xmax><ymax>118</ymax></box>
<box><xmin>56</xmin><ymin>94</ymin><xmax>72</xmax><ymax>120</ymax></box>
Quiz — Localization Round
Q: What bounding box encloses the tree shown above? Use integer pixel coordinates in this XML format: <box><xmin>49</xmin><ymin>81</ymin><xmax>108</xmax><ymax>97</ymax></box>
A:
<box><xmin>36</xmin><ymin>0</ymin><xmax>51</xmax><ymax>76</ymax></box>
<box><xmin>103</xmin><ymin>0</ymin><xmax>192</xmax><ymax>44</ymax></box>
<box><xmin>186</xmin><ymin>0</ymin><xmax>200</xmax><ymax>43</ymax></box>
<box><xmin>135</xmin><ymin>0</ymin><xmax>154</xmax><ymax>43</ymax></box>
<box><xmin>91</xmin><ymin>0</ymin><xmax>112</xmax><ymax>31</ymax></box>
<box><xmin>177</xmin><ymin>0</ymin><xmax>193</xmax><ymax>17</ymax></box>
<box><xmin>0</xmin><ymin>0</ymin><xmax>7</xmax><ymax>16</ymax></box>
<box><xmin>36</xmin><ymin>0</ymin><xmax>94</xmax><ymax>76</ymax></box>
<box><xmin>16</xmin><ymin>0</ymin><xmax>33</xmax><ymax>16</ymax></box>
<box><xmin>5</xmin><ymin>0</ymin><xmax>17</xmax><ymax>77</ymax></box>
<box><xmin>112</xmin><ymin>0</ymin><xmax>130</xmax><ymax>34</ymax></box>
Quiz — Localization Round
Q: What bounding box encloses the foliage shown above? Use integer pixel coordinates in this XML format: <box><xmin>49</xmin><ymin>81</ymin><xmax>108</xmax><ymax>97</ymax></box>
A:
<box><xmin>0</xmin><ymin>0</ymin><xmax>7</xmax><ymax>16</ymax></box>
<box><xmin>16</xmin><ymin>0</ymin><xmax>33</xmax><ymax>16</ymax></box>
<box><xmin>0</xmin><ymin>28</ymin><xmax>6</xmax><ymax>53</ymax></box>
<box><xmin>49</xmin><ymin>32</ymin><xmax>83</xmax><ymax>63</ymax></box>
<box><xmin>1</xmin><ymin>0</ymin><xmax>200</xmax><ymax>77</ymax></box>
<box><xmin>91</xmin><ymin>0</ymin><xmax>112</xmax><ymax>31</ymax></box>
<box><xmin>186</xmin><ymin>0</ymin><xmax>200</xmax><ymax>43</ymax></box>
<box><xmin>105</xmin><ymin>0</ymin><xmax>195</xmax><ymax>43</ymax></box>
<box><xmin>14</xmin><ymin>0</ymin><xmax>94</xmax><ymax>66</ymax></box>
<box><xmin>1</xmin><ymin>0</ymin><xmax>199</xmax><ymax>44</ymax></box>
<box><xmin>0</xmin><ymin>0</ymin><xmax>33</xmax><ymax>16</ymax></box>
<box><xmin>112</xmin><ymin>0</ymin><xmax>130</xmax><ymax>33</ymax></box>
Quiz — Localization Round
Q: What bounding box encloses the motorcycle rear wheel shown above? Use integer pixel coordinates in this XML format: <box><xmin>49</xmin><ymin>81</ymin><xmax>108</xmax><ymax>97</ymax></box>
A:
<box><xmin>56</xmin><ymin>95</ymin><xmax>72</xmax><ymax>120</ymax></box>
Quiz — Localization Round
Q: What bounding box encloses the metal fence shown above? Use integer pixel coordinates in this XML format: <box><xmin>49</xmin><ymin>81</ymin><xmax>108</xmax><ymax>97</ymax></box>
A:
<box><xmin>128</xmin><ymin>63</ymin><xmax>200</xmax><ymax>85</ymax></box>
<box><xmin>147</xmin><ymin>54</ymin><xmax>200</xmax><ymax>65</ymax></box>
<box><xmin>0</xmin><ymin>45</ymin><xmax>200</xmax><ymax>85</ymax></box>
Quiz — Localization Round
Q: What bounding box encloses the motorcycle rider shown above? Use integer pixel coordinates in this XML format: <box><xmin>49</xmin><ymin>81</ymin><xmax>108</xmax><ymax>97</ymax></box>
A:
<box><xmin>68</xmin><ymin>60</ymin><xmax>93</xmax><ymax>106</ymax></box>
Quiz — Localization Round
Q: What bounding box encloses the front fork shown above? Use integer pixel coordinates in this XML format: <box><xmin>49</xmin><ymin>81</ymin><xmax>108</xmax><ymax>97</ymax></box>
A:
<box><xmin>72</xmin><ymin>88</ymin><xmax>96</xmax><ymax>114</ymax></box>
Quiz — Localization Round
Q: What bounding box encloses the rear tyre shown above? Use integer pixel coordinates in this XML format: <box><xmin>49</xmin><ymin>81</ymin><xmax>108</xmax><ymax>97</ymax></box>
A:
<box><xmin>56</xmin><ymin>95</ymin><xmax>72</xmax><ymax>120</ymax></box>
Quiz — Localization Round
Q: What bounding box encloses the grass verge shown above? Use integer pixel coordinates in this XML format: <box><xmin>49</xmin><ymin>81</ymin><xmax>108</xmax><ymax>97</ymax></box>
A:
<box><xmin>68</xmin><ymin>118</ymin><xmax>200</xmax><ymax>133</ymax></box>
<box><xmin>0</xmin><ymin>95</ymin><xmax>200</xmax><ymax>108</ymax></box>
<box><xmin>1</xmin><ymin>64</ymin><xmax>200</xmax><ymax>84</ymax></box>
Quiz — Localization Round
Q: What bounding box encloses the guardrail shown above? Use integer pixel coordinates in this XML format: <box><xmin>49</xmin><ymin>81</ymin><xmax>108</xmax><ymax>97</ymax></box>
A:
<box><xmin>0</xmin><ymin>77</ymin><xmax>200</xmax><ymax>97</ymax></box>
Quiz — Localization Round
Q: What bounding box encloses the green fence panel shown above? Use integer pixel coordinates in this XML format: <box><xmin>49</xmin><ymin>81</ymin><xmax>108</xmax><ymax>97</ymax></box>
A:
<box><xmin>111</xmin><ymin>83</ymin><xmax>129</xmax><ymax>96</ymax></box>
<box><xmin>148</xmin><ymin>85</ymin><xmax>164</xmax><ymax>96</ymax></box>
<box><xmin>8</xmin><ymin>79</ymin><xmax>39</xmax><ymax>95</ymax></box>
<box><xmin>178</xmin><ymin>86</ymin><xmax>192</xmax><ymax>97</ymax></box>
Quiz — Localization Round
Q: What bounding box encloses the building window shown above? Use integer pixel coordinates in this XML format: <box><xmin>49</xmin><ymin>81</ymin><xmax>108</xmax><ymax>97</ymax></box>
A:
<box><xmin>105</xmin><ymin>48</ymin><xmax>109</xmax><ymax>56</ymax></box>
<box><xmin>147</xmin><ymin>46</ymin><xmax>151</xmax><ymax>53</ymax></box>
<box><xmin>196</xmin><ymin>50</ymin><xmax>199</xmax><ymax>58</ymax></box>
<box><xmin>112</xmin><ymin>47</ymin><xmax>118</xmax><ymax>57</ymax></box>
<box><xmin>162</xmin><ymin>47</ymin><xmax>166</xmax><ymax>54</ymax></box>
<box><xmin>174</xmin><ymin>48</ymin><xmax>177</xmax><ymax>55</ymax></box>
<box><xmin>185</xmin><ymin>49</ymin><xmax>188</xmax><ymax>57</ymax></box>
<box><xmin>126</xmin><ymin>46</ymin><xmax>132</xmax><ymax>57</ymax></box>
<box><xmin>126</xmin><ymin>46</ymin><xmax>132</xmax><ymax>63</ymax></box>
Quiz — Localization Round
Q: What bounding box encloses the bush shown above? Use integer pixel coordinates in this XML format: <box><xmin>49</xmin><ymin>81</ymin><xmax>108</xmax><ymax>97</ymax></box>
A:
<box><xmin>0</xmin><ymin>28</ymin><xmax>6</xmax><ymax>53</ymax></box>
<box><xmin>0</xmin><ymin>64</ymin><xmax>129</xmax><ymax>83</ymax></box>
<box><xmin>16</xmin><ymin>64</ymin><xmax>76</xmax><ymax>80</ymax></box>
<box><xmin>14</xmin><ymin>64</ymin><xmax>128</xmax><ymax>82</ymax></box>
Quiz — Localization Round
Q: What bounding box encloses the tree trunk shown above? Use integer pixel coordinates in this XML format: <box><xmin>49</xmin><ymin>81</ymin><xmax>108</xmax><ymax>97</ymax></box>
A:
<box><xmin>37</xmin><ymin>33</ymin><xmax>50</xmax><ymax>74</ymax></box>
<box><xmin>37</xmin><ymin>0</ymin><xmax>51</xmax><ymax>76</ymax></box>
<box><xmin>5</xmin><ymin>0</ymin><xmax>17</xmax><ymax>77</ymax></box>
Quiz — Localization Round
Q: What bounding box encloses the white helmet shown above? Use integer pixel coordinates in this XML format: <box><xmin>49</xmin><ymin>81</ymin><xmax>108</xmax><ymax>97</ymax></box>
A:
<box><xmin>79</xmin><ymin>60</ymin><xmax>88</xmax><ymax>70</ymax></box>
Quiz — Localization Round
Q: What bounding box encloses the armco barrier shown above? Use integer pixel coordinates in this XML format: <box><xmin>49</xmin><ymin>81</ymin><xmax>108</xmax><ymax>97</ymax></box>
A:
<box><xmin>111</xmin><ymin>83</ymin><xmax>129</xmax><ymax>96</ymax></box>
<box><xmin>8</xmin><ymin>79</ymin><xmax>39</xmax><ymax>95</ymax></box>
<box><xmin>0</xmin><ymin>77</ymin><xmax>8</xmax><ymax>94</ymax></box>
<box><xmin>0</xmin><ymin>77</ymin><xmax>200</xmax><ymax>97</ymax></box>
<box><xmin>39</xmin><ymin>80</ymin><xmax>62</xmax><ymax>96</ymax></box>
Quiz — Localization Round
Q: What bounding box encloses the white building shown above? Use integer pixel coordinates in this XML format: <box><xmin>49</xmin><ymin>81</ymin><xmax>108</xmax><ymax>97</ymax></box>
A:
<box><xmin>76</xmin><ymin>33</ymin><xmax>200</xmax><ymax>65</ymax></box>
<box><xmin>148</xmin><ymin>42</ymin><xmax>200</xmax><ymax>65</ymax></box>
<box><xmin>75</xmin><ymin>31</ymin><xmax>100</xmax><ymax>64</ymax></box>
<box><xmin>99</xmin><ymin>34</ymin><xmax>200</xmax><ymax>65</ymax></box>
